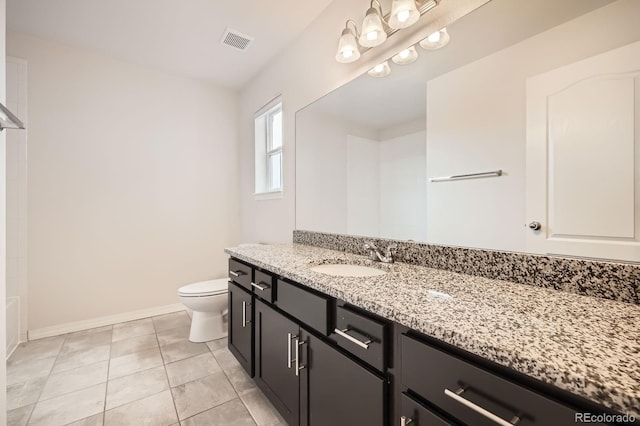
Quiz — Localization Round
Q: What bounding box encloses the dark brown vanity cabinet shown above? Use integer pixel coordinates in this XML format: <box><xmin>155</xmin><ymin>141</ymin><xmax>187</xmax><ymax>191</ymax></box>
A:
<box><xmin>228</xmin><ymin>281</ymin><xmax>253</xmax><ymax>376</ymax></box>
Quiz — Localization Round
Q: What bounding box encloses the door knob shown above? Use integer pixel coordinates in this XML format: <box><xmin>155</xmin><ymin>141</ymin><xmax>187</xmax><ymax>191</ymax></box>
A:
<box><xmin>528</xmin><ymin>221</ymin><xmax>541</xmax><ymax>231</ymax></box>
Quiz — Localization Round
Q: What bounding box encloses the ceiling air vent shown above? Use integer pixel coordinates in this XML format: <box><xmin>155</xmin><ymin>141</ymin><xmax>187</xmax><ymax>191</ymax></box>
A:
<box><xmin>220</xmin><ymin>28</ymin><xmax>254</xmax><ymax>51</ymax></box>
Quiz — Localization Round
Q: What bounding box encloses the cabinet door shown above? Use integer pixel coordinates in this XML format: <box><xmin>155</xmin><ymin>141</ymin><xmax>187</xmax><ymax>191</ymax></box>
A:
<box><xmin>301</xmin><ymin>330</ymin><xmax>386</xmax><ymax>426</ymax></box>
<box><xmin>228</xmin><ymin>282</ymin><xmax>253</xmax><ymax>376</ymax></box>
<box><xmin>255</xmin><ymin>300</ymin><xmax>300</xmax><ymax>426</ymax></box>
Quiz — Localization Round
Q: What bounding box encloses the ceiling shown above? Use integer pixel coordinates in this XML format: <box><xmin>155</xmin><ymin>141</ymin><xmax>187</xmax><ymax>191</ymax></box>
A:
<box><xmin>6</xmin><ymin>0</ymin><xmax>334</xmax><ymax>90</ymax></box>
<box><xmin>304</xmin><ymin>0</ymin><xmax>613</xmax><ymax>131</ymax></box>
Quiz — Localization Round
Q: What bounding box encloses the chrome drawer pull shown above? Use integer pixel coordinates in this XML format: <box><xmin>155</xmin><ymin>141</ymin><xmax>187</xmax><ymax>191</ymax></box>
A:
<box><xmin>400</xmin><ymin>415</ymin><xmax>413</xmax><ymax>426</ymax></box>
<box><xmin>444</xmin><ymin>388</ymin><xmax>521</xmax><ymax>426</ymax></box>
<box><xmin>251</xmin><ymin>281</ymin><xmax>270</xmax><ymax>291</ymax></box>
<box><xmin>295</xmin><ymin>338</ymin><xmax>306</xmax><ymax>376</ymax></box>
<box><xmin>287</xmin><ymin>333</ymin><xmax>297</xmax><ymax>369</ymax></box>
<box><xmin>334</xmin><ymin>328</ymin><xmax>372</xmax><ymax>349</ymax></box>
<box><xmin>241</xmin><ymin>301</ymin><xmax>247</xmax><ymax>328</ymax></box>
<box><xmin>229</xmin><ymin>270</ymin><xmax>245</xmax><ymax>277</ymax></box>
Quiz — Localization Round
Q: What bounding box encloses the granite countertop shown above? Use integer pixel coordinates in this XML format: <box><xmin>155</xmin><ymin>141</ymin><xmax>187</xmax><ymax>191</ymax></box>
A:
<box><xmin>224</xmin><ymin>243</ymin><xmax>640</xmax><ymax>417</ymax></box>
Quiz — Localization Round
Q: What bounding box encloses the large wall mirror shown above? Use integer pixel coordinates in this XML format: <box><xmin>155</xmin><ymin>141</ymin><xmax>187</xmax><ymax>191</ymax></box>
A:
<box><xmin>296</xmin><ymin>0</ymin><xmax>640</xmax><ymax>262</ymax></box>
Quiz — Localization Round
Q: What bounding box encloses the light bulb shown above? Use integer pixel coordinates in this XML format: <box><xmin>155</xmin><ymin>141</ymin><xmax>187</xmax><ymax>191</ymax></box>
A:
<box><xmin>366</xmin><ymin>31</ymin><xmax>378</xmax><ymax>42</ymax></box>
<box><xmin>427</xmin><ymin>31</ymin><xmax>440</xmax><ymax>43</ymax></box>
<box><xmin>397</xmin><ymin>10</ymin><xmax>410</xmax><ymax>23</ymax></box>
<box><xmin>368</xmin><ymin>61</ymin><xmax>391</xmax><ymax>78</ymax></box>
<box><xmin>391</xmin><ymin>45</ymin><xmax>418</xmax><ymax>65</ymax></box>
<box><xmin>343</xmin><ymin>49</ymin><xmax>353</xmax><ymax>59</ymax></box>
<box><xmin>419</xmin><ymin>27</ymin><xmax>450</xmax><ymax>50</ymax></box>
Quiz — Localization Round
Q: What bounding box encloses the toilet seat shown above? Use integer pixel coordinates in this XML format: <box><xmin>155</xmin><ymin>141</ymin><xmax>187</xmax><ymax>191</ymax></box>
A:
<box><xmin>178</xmin><ymin>279</ymin><xmax>228</xmax><ymax>297</ymax></box>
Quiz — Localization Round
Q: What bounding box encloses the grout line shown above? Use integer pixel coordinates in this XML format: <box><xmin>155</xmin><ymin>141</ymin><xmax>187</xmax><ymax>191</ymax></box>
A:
<box><xmin>156</xmin><ymin>329</ymin><xmax>181</xmax><ymax>424</ymax></box>
<box><xmin>102</xmin><ymin>331</ymin><xmax>113</xmax><ymax>426</ymax></box>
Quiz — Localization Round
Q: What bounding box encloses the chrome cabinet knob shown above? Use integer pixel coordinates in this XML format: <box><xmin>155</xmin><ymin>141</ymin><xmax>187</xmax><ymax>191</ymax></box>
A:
<box><xmin>400</xmin><ymin>416</ymin><xmax>413</xmax><ymax>426</ymax></box>
<box><xmin>528</xmin><ymin>221</ymin><xmax>541</xmax><ymax>231</ymax></box>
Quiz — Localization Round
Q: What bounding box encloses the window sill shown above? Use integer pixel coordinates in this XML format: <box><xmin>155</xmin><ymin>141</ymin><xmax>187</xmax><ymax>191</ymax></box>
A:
<box><xmin>253</xmin><ymin>190</ymin><xmax>284</xmax><ymax>201</ymax></box>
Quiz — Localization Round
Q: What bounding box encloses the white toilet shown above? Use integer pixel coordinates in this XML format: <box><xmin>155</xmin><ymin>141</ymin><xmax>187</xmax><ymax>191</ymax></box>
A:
<box><xmin>178</xmin><ymin>278</ymin><xmax>228</xmax><ymax>343</ymax></box>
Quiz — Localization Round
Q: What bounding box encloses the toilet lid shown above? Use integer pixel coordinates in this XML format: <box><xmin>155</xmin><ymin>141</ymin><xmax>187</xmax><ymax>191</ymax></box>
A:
<box><xmin>178</xmin><ymin>279</ymin><xmax>228</xmax><ymax>297</ymax></box>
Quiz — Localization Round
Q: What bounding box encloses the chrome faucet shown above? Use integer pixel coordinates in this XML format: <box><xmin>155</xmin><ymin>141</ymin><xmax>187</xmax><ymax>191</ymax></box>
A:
<box><xmin>364</xmin><ymin>242</ymin><xmax>397</xmax><ymax>263</ymax></box>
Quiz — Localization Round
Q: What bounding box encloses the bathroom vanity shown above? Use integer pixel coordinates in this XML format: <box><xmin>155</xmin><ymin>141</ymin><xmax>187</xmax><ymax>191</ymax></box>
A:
<box><xmin>225</xmin><ymin>243</ymin><xmax>640</xmax><ymax>426</ymax></box>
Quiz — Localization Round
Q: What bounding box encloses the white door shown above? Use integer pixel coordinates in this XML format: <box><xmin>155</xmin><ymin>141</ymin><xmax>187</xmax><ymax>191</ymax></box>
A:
<box><xmin>526</xmin><ymin>41</ymin><xmax>640</xmax><ymax>262</ymax></box>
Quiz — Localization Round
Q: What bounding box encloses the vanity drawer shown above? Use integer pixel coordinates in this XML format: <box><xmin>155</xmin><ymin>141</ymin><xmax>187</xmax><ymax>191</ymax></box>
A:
<box><xmin>228</xmin><ymin>258</ymin><xmax>252</xmax><ymax>291</ymax></box>
<box><xmin>400</xmin><ymin>334</ymin><xmax>589</xmax><ymax>426</ymax></box>
<box><xmin>333</xmin><ymin>305</ymin><xmax>387</xmax><ymax>372</ymax></box>
<box><xmin>252</xmin><ymin>270</ymin><xmax>275</xmax><ymax>303</ymax></box>
<box><xmin>400</xmin><ymin>392</ymin><xmax>457</xmax><ymax>426</ymax></box>
<box><xmin>276</xmin><ymin>279</ymin><xmax>331</xmax><ymax>335</ymax></box>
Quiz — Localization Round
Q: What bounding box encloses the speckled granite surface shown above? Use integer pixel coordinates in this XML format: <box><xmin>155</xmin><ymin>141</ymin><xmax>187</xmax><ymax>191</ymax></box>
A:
<box><xmin>225</xmin><ymin>243</ymin><xmax>640</xmax><ymax>417</ymax></box>
<box><xmin>293</xmin><ymin>230</ymin><xmax>640</xmax><ymax>305</ymax></box>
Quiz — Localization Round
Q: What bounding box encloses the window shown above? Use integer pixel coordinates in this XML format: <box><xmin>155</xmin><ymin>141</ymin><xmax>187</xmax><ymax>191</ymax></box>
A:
<box><xmin>254</xmin><ymin>98</ymin><xmax>283</xmax><ymax>198</ymax></box>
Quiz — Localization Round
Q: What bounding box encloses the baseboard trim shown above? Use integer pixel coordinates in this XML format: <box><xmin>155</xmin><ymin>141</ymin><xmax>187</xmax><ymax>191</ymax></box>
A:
<box><xmin>28</xmin><ymin>303</ymin><xmax>186</xmax><ymax>341</ymax></box>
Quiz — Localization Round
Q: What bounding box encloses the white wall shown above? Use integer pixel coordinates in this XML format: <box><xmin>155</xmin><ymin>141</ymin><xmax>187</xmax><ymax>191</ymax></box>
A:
<box><xmin>379</xmin><ymin>130</ymin><xmax>426</xmax><ymax>241</ymax></box>
<box><xmin>7</xmin><ymin>32</ymin><xmax>240</xmax><ymax>332</ymax></box>
<box><xmin>426</xmin><ymin>0</ymin><xmax>640</xmax><ymax>251</ymax></box>
<box><xmin>347</xmin><ymin>135</ymin><xmax>379</xmax><ymax>236</ymax></box>
<box><xmin>238</xmin><ymin>0</ymin><xmax>491</xmax><ymax>244</ymax></box>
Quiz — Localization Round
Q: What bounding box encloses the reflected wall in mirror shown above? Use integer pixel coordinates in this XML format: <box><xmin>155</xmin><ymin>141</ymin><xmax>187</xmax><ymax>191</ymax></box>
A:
<box><xmin>296</xmin><ymin>0</ymin><xmax>640</xmax><ymax>262</ymax></box>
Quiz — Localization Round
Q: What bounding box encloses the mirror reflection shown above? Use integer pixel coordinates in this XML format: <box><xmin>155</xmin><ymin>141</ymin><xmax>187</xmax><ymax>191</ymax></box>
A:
<box><xmin>296</xmin><ymin>0</ymin><xmax>640</xmax><ymax>262</ymax></box>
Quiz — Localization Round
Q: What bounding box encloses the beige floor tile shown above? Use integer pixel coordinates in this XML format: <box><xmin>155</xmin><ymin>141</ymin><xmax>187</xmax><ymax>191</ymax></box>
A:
<box><xmin>240</xmin><ymin>387</ymin><xmax>288</xmax><ymax>426</ymax></box>
<box><xmin>160</xmin><ymin>340</ymin><xmax>208</xmax><ymax>364</ymax></box>
<box><xmin>104</xmin><ymin>390</ymin><xmax>178</xmax><ymax>426</ymax></box>
<box><xmin>112</xmin><ymin>318</ymin><xmax>155</xmax><ymax>342</ymax></box>
<box><xmin>171</xmin><ymin>372</ymin><xmax>237</xmax><ymax>420</ymax></box>
<box><xmin>6</xmin><ymin>376</ymin><xmax>47</xmax><ymax>410</ymax></box>
<box><xmin>181</xmin><ymin>398</ymin><xmax>256</xmax><ymax>426</ymax></box>
<box><xmin>223</xmin><ymin>362</ymin><xmax>257</xmax><ymax>396</ymax></box>
<box><xmin>67</xmin><ymin>412</ymin><xmax>104</xmax><ymax>426</ymax></box>
<box><xmin>6</xmin><ymin>356</ymin><xmax>56</xmax><ymax>386</ymax></box>
<box><xmin>108</xmin><ymin>347</ymin><xmax>163</xmax><ymax>380</ymax></box>
<box><xmin>8</xmin><ymin>336</ymin><xmax>64</xmax><ymax>364</ymax></box>
<box><xmin>28</xmin><ymin>383</ymin><xmax>106</xmax><ymax>426</ymax></box>
<box><xmin>40</xmin><ymin>360</ymin><xmax>108</xmax><ymax>401</ymax></box>
<box><xmin>106</xmin><ymin>365</ymin><xmax>169</xmax><ymax>410</ymax></box>
<box><xmin>156</xmin><ymin>326</ymin><xmax>190</xmax><ymax>347</ymax></box>
<box><xmin>110</xmin><ymin>333</ymin><xmax>158</xmax><ymax>358</ymax></box>
<box><xmin>206</xmin><ymin>337</ymin><xmax>227</xmax><ymax>352</ymax></box>
<box><xmin>52</xmin><ymin>344</ymin><xmax>111</xmax><ymax>374</ymax></box>
<box><xmin>60</xmin><ymin>330</ymin><xmax>113</xmax><ymax>355</ymax></box>
<box><xmin>7</xmin><ymin>403</ymin><xmax>34</xmax><ymax>426</ymax></box>
<box><xmin>152</xmin><ymin>311</ymin><xmax>191</xmax><ymax>332</ymax></box>
<box><xmin>213</xmin><ymin>347</ymin><xmax>243</xmax><ymax>371</ymax></box>
<box><xmin>165</xmin><ymin>352</ymin><xmax>221</xmax><ymax>387</ymax></box>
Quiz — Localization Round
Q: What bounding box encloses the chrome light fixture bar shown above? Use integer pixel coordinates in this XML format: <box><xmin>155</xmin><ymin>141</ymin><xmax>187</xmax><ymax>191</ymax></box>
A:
<box><xmin>0</xmin><ymin>102</ymin><xmax>25</xmax><ymax>131</ymax></box>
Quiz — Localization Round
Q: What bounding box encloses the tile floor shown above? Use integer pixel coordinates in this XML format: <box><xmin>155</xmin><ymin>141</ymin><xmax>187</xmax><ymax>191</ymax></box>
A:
<box><xmin>6</xmin><ymin>311</ymin><xmax>287</xmax><ymax>426</ymax></box>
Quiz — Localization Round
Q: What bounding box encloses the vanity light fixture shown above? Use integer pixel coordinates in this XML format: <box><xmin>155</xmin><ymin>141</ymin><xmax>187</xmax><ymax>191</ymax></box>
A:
<box><xmin>335</xmin><ymin>20</ymin><xmax>361</xmax><ymax>63</ymax></box>
<box><xmin>419</xmin><ymin>27</ymin><xmax>450</xmax><ymax>50</ymax></box>
<box><xmin>335</xmin><ymin>0</ymin><xmax>440</xmax><ymax>64</ymax></box>
<box><xmin>391</xmin><ymin>45</ymin><xmax>418</xmax><ymax>64</ymax></box>
<box><xmin>359</xmin><ymin>1</ymin><xmax>387</xmax><ymax>48</ymax></box>
<box><xmin>368</xmin><ymin>61</ymin><xmax>391</xmax><ymax>78</ymax></box>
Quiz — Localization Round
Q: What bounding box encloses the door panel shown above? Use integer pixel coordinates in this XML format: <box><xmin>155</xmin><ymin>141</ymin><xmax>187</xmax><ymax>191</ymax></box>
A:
<box><xmin>303</xmin><ymin>330</ymin><xmax>385</xmax><ymax>426</ymax></box>
<box><xmin>228</xmin><ymin>282</ymin><xmax>253</xmax><ymax>376</ymax></box>
<box><xmin>254</xmin><ymin>300</ymin><xmax>300</xmax><ymax>426</ymax></box>
<box><xmin>526</xmin><ymin>40</ymin><xmax>640</xmax><ymax>261</ymax></box>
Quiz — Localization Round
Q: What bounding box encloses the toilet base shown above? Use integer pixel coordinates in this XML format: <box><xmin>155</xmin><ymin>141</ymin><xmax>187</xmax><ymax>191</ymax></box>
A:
<box><xmin>189</xmin><ymin>310</ymin><xmax>228</xmax><ymax>343</ymax></box>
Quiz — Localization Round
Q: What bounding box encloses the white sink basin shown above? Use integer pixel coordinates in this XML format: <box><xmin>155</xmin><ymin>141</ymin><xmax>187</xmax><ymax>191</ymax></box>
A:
<box><xmin>309</xmin><ymin>263</ymin><xmax>387</xmax><ymax>277</ymax></box>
